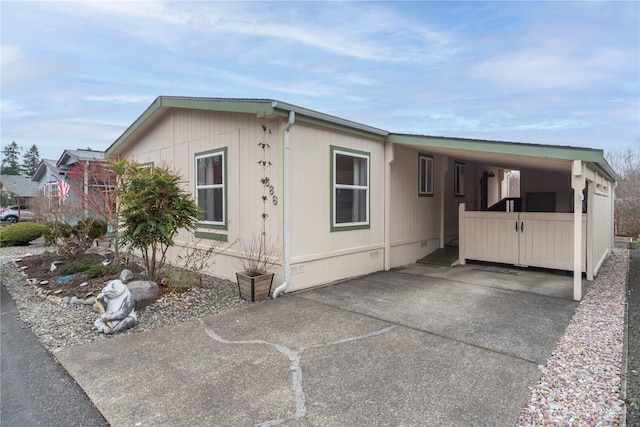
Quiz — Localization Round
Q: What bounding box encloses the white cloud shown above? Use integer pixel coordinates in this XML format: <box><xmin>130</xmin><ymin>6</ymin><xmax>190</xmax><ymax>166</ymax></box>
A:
<box><xmin>85</xmin><ymin>94</ymin><xmax>154</xmax><ymax>104</ymax></box>
<box><xmin>472</xmin><ymin>46</ymin><xmax>628</xmax><ymax>90</ymax></box>
<box><xmin>0</xmin><ymin>100</ymin><xmax>37</xmax><ymax>118</ymax></box>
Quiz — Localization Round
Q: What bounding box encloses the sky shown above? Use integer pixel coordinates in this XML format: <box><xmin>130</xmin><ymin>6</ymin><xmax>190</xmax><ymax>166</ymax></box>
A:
<box><xmin>1</xmin><ymin>1</ymin><xmax>639</xmax><ymax>162</ymax></box>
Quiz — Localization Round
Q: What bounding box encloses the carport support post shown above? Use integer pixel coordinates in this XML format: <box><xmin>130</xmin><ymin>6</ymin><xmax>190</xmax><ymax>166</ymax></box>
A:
<box><xmin>571</xmin><ymin>160</ymin><xmax>584</xmax><ymax>301</ymax></box>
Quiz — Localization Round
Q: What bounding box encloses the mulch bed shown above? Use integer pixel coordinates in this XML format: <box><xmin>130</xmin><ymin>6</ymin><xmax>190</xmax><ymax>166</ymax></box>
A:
<box><xmin>14</xmin><ymin>252</ymin><xmax>124</xmax><ymax>300</ymax></box>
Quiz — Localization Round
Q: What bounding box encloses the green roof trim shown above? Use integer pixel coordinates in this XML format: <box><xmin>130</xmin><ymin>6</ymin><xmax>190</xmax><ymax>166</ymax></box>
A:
<box><xmin>106</xmin><ymin>96</ymin><xmax>617</xmax><ymax>182</ymax></box>
<box><xmin>387</xmin><ymin>134</ymin><xmax>617</xmax><ymax>182</ymax></box>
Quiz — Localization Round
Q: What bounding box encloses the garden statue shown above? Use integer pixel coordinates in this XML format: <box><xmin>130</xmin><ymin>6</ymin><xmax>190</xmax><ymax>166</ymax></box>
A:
<box><xmin>93</xmin><ymin>278</ymin><xmax>137</xmax><ymax>334</ymax></box>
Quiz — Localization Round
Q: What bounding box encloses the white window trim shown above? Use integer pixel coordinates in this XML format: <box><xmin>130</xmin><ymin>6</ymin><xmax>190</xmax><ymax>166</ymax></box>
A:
<box><xmin>195</xmin><ymin>150</ymin><xmax>226</xmax><ymax>226</ymax></box>
<box><xmin>332</xmin><ymin>147</ymin><xmax>370</xmax><ymax>229</ymax></box>
<box><xmin>419</xmin><ymin>153</ymin><xmax>434</xmax><ymax>196</ymax></box>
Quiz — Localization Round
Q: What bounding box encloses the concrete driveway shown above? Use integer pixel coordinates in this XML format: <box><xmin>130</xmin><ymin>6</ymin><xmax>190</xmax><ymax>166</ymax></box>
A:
<box><xmin>54</xmin><ymin>263</ymin><xmax>579</xmax><ymax>427</ymax></box>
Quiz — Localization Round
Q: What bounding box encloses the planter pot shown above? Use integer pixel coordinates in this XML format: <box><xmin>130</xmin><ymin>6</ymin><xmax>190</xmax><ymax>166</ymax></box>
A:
<box><xmin>236</xmin><ymin>271</ymin><xmax>274</xmax><ymax>302</ymax></box>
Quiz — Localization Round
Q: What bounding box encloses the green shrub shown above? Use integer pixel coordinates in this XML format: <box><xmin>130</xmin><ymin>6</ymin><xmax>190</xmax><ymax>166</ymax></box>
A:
<box><xmin>77</xmin><ymin>218</ymin><xmax>107</xmax><ymax>240</ymax></box>
<box><xmin>43</xmin><ymin>222</ymin><xmax>72</xmax><ymax>245</ymax></box>
<box><xmin>0</xmin><ymin>223</ymin><xmax>48</xmax><ymax>247</ymax></box>
<box><xmin>59</xmin><ymin>257</ymin><xmax>102</xmax><ymax>275</ymax></box>
<box><xmin>87</xmin><ymin>263</ymin><xmax>118</xmax><ymax>278</ymax></box>
<box><xmin>43</xmin><ymin>218</ymin><xmax>108</xmax><ymax>260</ymax></box>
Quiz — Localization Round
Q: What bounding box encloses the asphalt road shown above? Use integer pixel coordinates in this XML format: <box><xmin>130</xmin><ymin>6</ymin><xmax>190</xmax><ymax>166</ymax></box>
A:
<box><xmin>1</xmin><ymin>284</ymin><xmax>108</xmax><ymax>427</ymax></box>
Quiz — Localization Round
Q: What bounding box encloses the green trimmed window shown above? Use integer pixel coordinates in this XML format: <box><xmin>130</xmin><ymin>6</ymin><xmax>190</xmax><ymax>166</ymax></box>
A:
<box><xmin>332</xmin><ymin>146</ymin><xmax>370</xmax><ymax>228</ymax></box>
<box><xmin>195</xmin><ymin>149</ymin><xmax>226</xmax><ymax>225</ymax></box>
<box><xmin>419</xmin><ymin>153</ymin><xmax>434</xmax><ymax>196</ymax></box>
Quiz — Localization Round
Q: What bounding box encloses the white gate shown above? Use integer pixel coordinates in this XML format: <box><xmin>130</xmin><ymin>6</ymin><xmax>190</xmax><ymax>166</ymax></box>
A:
<box><xmin>459</xmin><ymin>205</ymin><xmax>586</xmax><ymax>272</ymax></box>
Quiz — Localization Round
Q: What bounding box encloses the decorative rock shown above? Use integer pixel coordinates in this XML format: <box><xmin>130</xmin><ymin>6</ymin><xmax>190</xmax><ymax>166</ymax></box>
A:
<box><xmin>40</xmin><ymin>281</ymin><xmax>49</xmax><ymax>285</ymax></box>
<box><xmin>47</xmin><ymin>296</ymin><xmax>62</xmax><ymax>304</ymax></box>
<box><xmin>62</xmin><ymin>297</ymin><xmax>70</xmax><ymax>304</ymax></box>
<box><xmin>84</xmin><ymin>292</ymin><xmax>94</xmax><ymax>298</ymax></box>
<box><xmin>127</xmin><ymin>280</ymin><xmax>161</xmax><ymax>310</ymax></box>
<box><xmin>53</xmin><ymin>289</ymin><xmax>63</xmax><ymax>295</ymax></box>
<box><xmin>83</xmin><ymin>297</ymin><xmax>96</xmax><ymax>305</ymax></box>
<box><xmin>70</xmin><ymin>296</ymin><xmax>80</xmax><ymax>305</ymax></box>
<box><xmin>85</xmin><ymin>246</ymin><xmax>114</xmax><ymax>257</ymax></box>
<box><xmin>120</xmin><ymin>269</ymin><xmax>134</xmax><ymax>284</ymax></box>
<box><xmin>20</xmin><ymin>266</ymin><xmax>28</xmax><ymax>270</ymax></box>
<box><xmin>79</xmin><ymin>282</ymin><xmax>89</xmax><ymax>287</ymax></box>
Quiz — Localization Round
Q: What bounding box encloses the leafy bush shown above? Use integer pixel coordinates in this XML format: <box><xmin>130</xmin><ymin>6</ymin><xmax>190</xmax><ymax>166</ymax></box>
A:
<box><xmin>43</xmin><ymin>218</ymin><xmax>108</xmax><ymax>260</ymax></box>
<box><xmin>43</xmin><ymin>222</ymin><xmax>73</xmax><ymax>244</ymax></box>
<box><xmin>77</xmin><ymin>218</ymin><xmax>107</xmax><ymax>240</ymax></box>
<box><xmin>58</xmin><ymin>257</ymin><xmax>103</xmax><ymax>275</ymax></box>
<box><xmin>87</xmin><ymin>263</ymin><xmax>118</xmax><ymax>278</ymax></box>
<box><xmin>0</xmin><ymin>222</ymin><xmax>48</xmax><ymax>247</ymax></box>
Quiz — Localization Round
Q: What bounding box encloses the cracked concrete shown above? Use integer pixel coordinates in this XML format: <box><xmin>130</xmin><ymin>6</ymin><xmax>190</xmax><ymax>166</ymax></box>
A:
<box><xmin>198</xmin><ymin>318</ymin><xmax>395</xmax><ymax>427</ymax></box>
<box><xmin>54</xmin><ymin>267</ymin><xmax>578</xmax><ymax>426</ymax></box>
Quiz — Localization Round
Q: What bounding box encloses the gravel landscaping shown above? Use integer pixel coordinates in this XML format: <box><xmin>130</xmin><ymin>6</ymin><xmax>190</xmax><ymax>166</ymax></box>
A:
<box><xmin>0</xmin><ymin>245</ymin><xmax>251</xmax><ymax>351</ymax></box>
<box><xmin>517</xmin><ymin>249</ymin><xmax>629</xmax><ymax>426</ymax></box>
<box><xmin>1</xmin><ymin>244</ymin><xmax>634</xmax><ymax>425</ymax></box>
<box><xmin>626</xmin><ymin>245</ymin><xmax>640</xmax><ymax>426</ymax></box>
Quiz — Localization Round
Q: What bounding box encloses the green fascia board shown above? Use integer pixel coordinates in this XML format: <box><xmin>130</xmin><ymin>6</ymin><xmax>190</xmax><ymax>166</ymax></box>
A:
<box><xmin>387</xmin><ymin>134</ymin><xmax>617</xmax><ymax>182</ymax></box>
<box><xmin>106</xmin><ymin>96</ymin><xmax>617</xmax><ymax>183</ymax></box>
<box><xmin>159</xmin><ymin>97</ymin><xmax>274</xmax><ymax>116</ymax></box>
<box><xmin>106</xmin><ymin>97</ymin><xmax>277</xmax><ymax>157</ymax></box>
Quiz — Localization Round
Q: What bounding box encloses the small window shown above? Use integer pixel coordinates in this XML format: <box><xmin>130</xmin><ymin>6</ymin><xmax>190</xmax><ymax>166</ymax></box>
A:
<box><xmin>331</xmin><ymin>146</ymin><xmax>370</xmax><ymax>229</ymax></box>
<box><xmin>419</xmin><ymin>153</ymin><xmax>434</xmax><ymax>196</ymax></box>
<box><xmin>454</xmin><ymin>161</ymin><xmax>465</xmax><ymax>197</ymax></box>
<box><xmin>195</xmin><ymin>148</ymin><xmax>226</xmax><ymax>225</ymax></box>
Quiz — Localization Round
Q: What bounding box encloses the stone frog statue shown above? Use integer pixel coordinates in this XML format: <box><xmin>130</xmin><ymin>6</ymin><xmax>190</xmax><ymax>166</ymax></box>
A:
<box><xmin>94</xmin><ymin>279</ymin><xmax>137</xmax><ymax>334</ymax></box>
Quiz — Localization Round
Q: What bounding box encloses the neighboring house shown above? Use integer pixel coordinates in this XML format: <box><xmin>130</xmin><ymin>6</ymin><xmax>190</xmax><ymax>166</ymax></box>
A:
<box><xmin>32</xmin><ymin>149</ymin><xmax>107</xmax><ymax>214</ymax></box>
<box><xmin>106</xmin><ymin>96</ymin><xmax>617</xmax><ymax>301</ymax></box>
<box><xmin>0</xmin><ymin>174</ymin><xmax>39</xmax><ymax>208</ymax></box>
<box><xmin>32</xmin><ymin>159</ymin><xmax>64</xmax><ymax>202</ymax></box>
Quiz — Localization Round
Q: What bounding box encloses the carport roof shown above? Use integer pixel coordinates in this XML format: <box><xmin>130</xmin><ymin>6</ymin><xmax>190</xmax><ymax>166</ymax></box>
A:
<box><xmin>388</xmin><ymin>133</ymin><xmax>618</xmax><ymax>182</ymax></box>
<box><xmin>106</xmin><ymin>96</ymin><xmax>617</xmax><ymax>182</ymax></box>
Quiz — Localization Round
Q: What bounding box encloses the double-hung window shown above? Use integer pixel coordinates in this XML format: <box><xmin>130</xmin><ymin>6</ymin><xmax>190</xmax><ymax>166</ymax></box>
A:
<box><xmin>195</xmin><ymin>148</ymin><xmax>226</xmax><ymax>225</ymax></box>
<box><xmin>419</xmin><ymin>153</ymin><xmax>434</xmax><ymax>196</ymax></box>
<box><xmin>331</xmin><ymin>146</ymin><xmax>370</xmax><ymax>229</ymax></box>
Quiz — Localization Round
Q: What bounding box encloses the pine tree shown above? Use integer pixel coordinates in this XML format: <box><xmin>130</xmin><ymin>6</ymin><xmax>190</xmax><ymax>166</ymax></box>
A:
<box><xmin>21</xmin><ymin>144</ymin><xmax>41</xmax><ymax>177</ymax></box>
<box><xmin>1</xmin><ymin>142</ymin><xmax>22</xmax><ymax>175</ymax></box>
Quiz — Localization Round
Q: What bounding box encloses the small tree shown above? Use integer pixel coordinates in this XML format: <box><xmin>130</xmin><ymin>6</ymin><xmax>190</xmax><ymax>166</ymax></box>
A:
<box><xmin>1</xmin><ymin>142</ymin><xmax>22</xmax><ymax>175</ymax></box>
<box><xmin>113</xmin><ymin>161</ymin><xmax>200</xmax><ymax>281</ymax></box>
<box><xmin>21</xmin><ymin>144</ymin><xmax>41</xmax><ymax>177</ymax></box>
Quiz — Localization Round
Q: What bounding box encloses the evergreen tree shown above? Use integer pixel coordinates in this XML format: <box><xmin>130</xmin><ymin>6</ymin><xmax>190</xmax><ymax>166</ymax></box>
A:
<box><xmin>21</xmin><ymin>144</ymin><xmax>41</xmax><ymax>177</ymax></box>
<box><xmin>1</xmin><ymin>142</ymin><xmax>22</xmax><ymax>175</ymax></box>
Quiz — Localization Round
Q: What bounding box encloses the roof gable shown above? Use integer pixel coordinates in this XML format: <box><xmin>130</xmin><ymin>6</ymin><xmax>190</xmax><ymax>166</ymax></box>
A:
<box><xmin>57</xmin><ymin>149</ymin><xmax>105</xmax><ymax>168</ymax></box>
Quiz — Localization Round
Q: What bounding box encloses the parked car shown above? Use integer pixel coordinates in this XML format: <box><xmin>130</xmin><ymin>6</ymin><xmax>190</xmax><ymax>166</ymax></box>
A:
<box><xmin>0</xmin><ymin>205</ymin><xmax>34</xmax><ymax>223</ymax></box>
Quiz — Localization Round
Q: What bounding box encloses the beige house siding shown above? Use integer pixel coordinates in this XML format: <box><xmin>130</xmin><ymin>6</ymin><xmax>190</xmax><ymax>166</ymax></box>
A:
<box><xmin>106</xmin><ymin>97</ymin><xmax>617</xmax><ymax>300</ymax></box>
<box><xmin>586</xmin><ymin>169</ymin><xmax>614</xmax><ymax>278</ymax></box>
<box><xmin>388</xmin><ymin>145</ymin><xmax>441</xmax><ymax>267</ymax></box>
<box><xmin>116</xmin><ymin>109</ymin><xmax>286</xmax><ymax>284</ymax></box>
<box><xmin>287</xmin><ymin>124</ymin><xmax>386</xmax><ymax>292</ymax></box>
<box><xmin>444</xmin><ymin>158</ymin><xmax>478</xmax><ymax>240</ymax></box>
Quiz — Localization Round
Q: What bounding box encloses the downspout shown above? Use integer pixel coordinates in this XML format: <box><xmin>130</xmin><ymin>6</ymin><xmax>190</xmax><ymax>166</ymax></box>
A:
<box><xmin>272</xmin><ymin>110</ymin><xmax>295</xmax><ymax>298</ymax></box>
